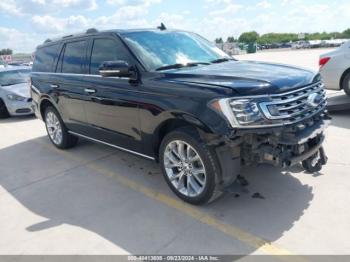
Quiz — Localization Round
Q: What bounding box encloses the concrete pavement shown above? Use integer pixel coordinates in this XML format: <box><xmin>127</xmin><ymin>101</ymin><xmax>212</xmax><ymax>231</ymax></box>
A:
<box><xmin>1</xmin><ymin>49</ymin><xmax>350</xmax><ymax>256</ymax></box>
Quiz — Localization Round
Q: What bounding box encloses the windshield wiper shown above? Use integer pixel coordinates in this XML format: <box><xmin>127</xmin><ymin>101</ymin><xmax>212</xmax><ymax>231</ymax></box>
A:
<box><xmin>210</xmin><ymin>58</ymin><xmax>235</xmax><ymax>64</ymax></box>
<box><xmin>156</xmin><ymin>62</ymin><xmax>210</xmax><ymax>71</ymax></box>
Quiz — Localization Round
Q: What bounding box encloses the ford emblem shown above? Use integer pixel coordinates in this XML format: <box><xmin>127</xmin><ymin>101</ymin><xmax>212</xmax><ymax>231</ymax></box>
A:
<box><xmin>306</xmin><ymin>93</ymin><xmax>322</xmax><ymax>108</ymax></box>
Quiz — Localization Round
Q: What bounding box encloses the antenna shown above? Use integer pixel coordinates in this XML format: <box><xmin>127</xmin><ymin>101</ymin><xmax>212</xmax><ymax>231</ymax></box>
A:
<box><xmin>157</xmin><ymin>23</ymin><xmax>167</xmax><ymax>31</ymax></box>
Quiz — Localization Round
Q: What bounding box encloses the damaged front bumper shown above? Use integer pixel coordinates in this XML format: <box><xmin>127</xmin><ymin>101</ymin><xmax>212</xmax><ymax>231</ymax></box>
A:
<box><xmin>236</xmin><ymin>112</ymin><xmax>331</xmax><ymax>169</ymax></box>
<box><xmin>203</xmin><ymin>112</ymin><xmax>330</xmax><ymax>189</ymax></box>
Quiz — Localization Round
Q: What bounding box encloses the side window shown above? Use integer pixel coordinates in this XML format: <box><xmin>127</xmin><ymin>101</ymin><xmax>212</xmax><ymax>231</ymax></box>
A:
<box><xmin>32</xmin><ymin>44</ymin><xmax>60</xmax><ymax>72</ymax></box>
<box><xmin>61</xmin><ymin>40</ymin><xmax>87</xmax><ymax>74</ymax></box>
<box><xmin>90</xmin><ymin>38</ymin><xmax>130</xmax><ymax>75</ymax></box>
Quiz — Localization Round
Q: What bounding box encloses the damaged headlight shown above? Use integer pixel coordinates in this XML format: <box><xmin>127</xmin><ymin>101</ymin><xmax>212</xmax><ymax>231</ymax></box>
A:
<box><xmin>210</xmin><ymin>98</ymin><xmax>273</xmax><ymax>128</ymax></box>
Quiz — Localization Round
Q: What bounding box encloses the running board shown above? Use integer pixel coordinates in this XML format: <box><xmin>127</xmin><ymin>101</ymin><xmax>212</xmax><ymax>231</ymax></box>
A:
<box><xmin>68</xmin><ymin>131</ymin><xmax>155</xmax><ymax>161</ymax></box>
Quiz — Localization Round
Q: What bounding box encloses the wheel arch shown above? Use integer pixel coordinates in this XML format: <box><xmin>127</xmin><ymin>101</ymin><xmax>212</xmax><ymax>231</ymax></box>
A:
<box><xmin>339</xmin><ymin>67</ymin><xmax>350</xmax><ymax>89</ymax></box>
<box><xmin>39</xmin><ymin>97</ymin><xmax>57</xmax><ymax>120</ymax></box>
<box><xmin>152</xmin><ymin>114</ymin><xmax>215</xmax><ymax>161</ymax></box>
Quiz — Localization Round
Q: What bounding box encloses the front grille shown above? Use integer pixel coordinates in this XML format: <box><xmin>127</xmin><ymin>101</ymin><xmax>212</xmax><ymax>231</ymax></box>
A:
<box><xmin>259</xmin><ymin>82</ymin><xmax>327</xmax><ymax>124</ymax></box>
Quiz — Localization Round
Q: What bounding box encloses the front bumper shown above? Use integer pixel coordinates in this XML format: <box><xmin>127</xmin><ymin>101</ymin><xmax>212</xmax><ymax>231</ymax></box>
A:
<box><xmin>4</xmin><ymin>98</ymin><xmax>34</xmax><ymax>116</ymax></box>
<box><xmin>231</xmin><ymin>112</ymin><xmax>331</xmax><ymax>168</ymax></box>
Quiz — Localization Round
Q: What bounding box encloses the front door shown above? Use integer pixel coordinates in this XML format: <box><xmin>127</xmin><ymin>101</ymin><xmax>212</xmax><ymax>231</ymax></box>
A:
<box><xmin>83</xmin><ymin>37</ymin><xmax>142</xmax><ymax>152</ymax></box>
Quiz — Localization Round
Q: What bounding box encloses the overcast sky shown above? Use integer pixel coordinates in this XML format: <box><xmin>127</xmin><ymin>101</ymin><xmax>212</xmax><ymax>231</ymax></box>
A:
<box><xmin>1</xmin><ymin>0</ymin><xmax>349</xmax><ymax>53</ymax></box>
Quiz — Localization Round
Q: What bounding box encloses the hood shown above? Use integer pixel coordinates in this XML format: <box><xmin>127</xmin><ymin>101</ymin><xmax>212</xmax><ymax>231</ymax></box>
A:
<box><xmin>163</xmin><ymin>60</ymin><xmax>318</xmax><ymax>96</ymax></box>
<box><xmin>0</xmin><ymin>82</ymin><xmax>30</xmax><ymax>98</ymax></box>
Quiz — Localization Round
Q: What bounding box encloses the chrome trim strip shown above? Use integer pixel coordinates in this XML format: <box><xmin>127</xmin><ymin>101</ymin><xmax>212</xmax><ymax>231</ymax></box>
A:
<box><xmin>99</xmin><ymin>70</ymin><xmax>121</xmax><ymax>73</ymax></box>
<box><xmin>68</xmin><ymin>131</ymin><xmax>155</xmax><ymax>161</ymax></box>
<box><xmin>30</xmin><ymin>71</ymin><xmax>130</xmax><ymax>80</ymax></box>
<box><xmin>31</xmin><ymin>84</ymin><xmax>41</xmax><ymax>94</ymax></box>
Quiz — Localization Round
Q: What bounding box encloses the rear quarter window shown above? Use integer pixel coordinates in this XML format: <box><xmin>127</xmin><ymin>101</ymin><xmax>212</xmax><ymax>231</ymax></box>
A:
<box><xmin>61</xmin><ymin>40</ymin><xmax>87</xmax><ymax>74</ymax></box>
<box><xmin>32</xmin><ymin>44</ymin><xmax>60</xmax><ymax>72</ymax></box>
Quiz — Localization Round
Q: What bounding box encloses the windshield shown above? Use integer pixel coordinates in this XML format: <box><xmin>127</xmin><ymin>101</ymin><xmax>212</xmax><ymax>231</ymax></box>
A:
<box><xmin>0</xmin><ymin>69</ymin><xmax>30</xmax><ymax>86</ymax></box>
<box><xmin>121</xmin><ymin>31</ymin><xmax>230</xmax><ymax>71</ymax></box>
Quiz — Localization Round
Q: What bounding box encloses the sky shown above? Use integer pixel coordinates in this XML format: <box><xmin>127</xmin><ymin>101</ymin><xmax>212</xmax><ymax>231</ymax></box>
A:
<box><xmin>0</xmin><ymin>0</ymin><xmax>349</xmax><ymax>53</ymax></box>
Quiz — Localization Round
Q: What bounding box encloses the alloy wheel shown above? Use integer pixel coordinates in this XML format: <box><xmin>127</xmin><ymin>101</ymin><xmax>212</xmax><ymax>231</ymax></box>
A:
<box><xmin>163</xmin><ymin>140</ymin><xmax>206</xmax><ymax>197</ymax></box>
<box><xmin>46</xmin><ymin>111</ymin><xmax>63</xmax><ymax>145</ymax></box>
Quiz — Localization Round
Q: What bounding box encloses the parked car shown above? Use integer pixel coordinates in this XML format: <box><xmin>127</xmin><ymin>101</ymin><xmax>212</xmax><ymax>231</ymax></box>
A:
<box><xmin>319</xmin><ymin>40</ymin><xmax>350</xmax><ymax>96</ymax></box>
<box><xmin>30</xmin><ymin>28</ymin><xmax>329</xmax><ymax>205</ymax></box>
<box><xmin>0</xmin><ymin>67</ymin><xmax>33</xmax><ymax>118</ymax></box>
<box><xmin>292</xmin><ymin>41</ymin><xmax>311</xmax><ymax>49</ymax></box>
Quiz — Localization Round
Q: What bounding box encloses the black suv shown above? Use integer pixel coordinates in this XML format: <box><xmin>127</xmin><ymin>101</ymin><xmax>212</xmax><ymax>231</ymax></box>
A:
<box><xmin>31</xmin><ymin>28</ymin><xmax>329</xmax><ymax>205</ymax></box>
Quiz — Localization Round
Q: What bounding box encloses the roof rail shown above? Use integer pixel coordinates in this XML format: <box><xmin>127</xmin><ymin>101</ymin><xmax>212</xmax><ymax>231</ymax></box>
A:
<box><xmin>62</xmin><ymin>34</ymin><xmax>74</xmax><ymax>38</ymax></box>
<box><xmin>44</xmin><ymin>39</ymin><xmax>52</xmax><ymax>43</ymax></box>
<box><xmin>86</xmin><ymin>28</ymin><xmax>98</xmax><ymax>34</ymax></box>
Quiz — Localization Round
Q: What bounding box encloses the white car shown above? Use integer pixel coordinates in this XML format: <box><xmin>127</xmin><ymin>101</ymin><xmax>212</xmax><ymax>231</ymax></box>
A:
<box><xmin>319</xmin><ymin>40</ymin><xmax>350</xmax><ymax>96</ymax></box>
<box><xmin>0</xmin><ymin>67</ymin><xmax>33</xmax><ymax>118</ymax></box>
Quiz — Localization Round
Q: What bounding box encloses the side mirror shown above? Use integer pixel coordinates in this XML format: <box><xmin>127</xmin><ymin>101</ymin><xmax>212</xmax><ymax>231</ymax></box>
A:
<box><xmin>99</xmin><ymin>60</ymin><xmax>133</xmax><ymax>78</ymax></box>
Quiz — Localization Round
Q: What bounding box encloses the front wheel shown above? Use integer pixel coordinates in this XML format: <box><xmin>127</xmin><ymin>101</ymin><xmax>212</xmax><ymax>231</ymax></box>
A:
<box><xmin>44</xmin><ymin>106</ymin><xmax>78</xmax><ymax>149</ymax></box>
<box><xmin>0</xmin><ymin>99</ymin><xmax>10</xmax><ymax>119</ymax></box>
<box><xmin>159</xmin><ymin>127</ymin><xmax>221</xmax><ymax>205</ymax></box>
<box><xmin>342</xmin><ymin>72</ymin><xmax>350</xmax><ymax>96</ymax></box>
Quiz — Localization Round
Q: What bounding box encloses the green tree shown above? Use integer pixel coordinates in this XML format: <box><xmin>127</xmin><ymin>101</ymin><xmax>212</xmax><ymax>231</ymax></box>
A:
<box><xmin>342</xmin><ymin>28</ymin><xmax>350</xmax><ymax>38</ymax></box>
<box><xmin>215</xmin><ymin>38</ymin><xmax>223</xmax><ymax>44</ymax></box>
<box><xmin>257</xmin><ymin>33</ymin><xmax>298</xmax><ymax>44</ymax></box>
<box><xmin>227</xmin><ymin>36</ymin><xmax>235</xmax><ymax>43</ymax></box>
<box><xmin>0</xmin><ymin>48</ymin><xmax>13</xmax><ymax>55</ymax></box>
<box><xmin>238</xmin><ymin>31</ymin><xmax>259</xmax><ymax>43</ymax></box>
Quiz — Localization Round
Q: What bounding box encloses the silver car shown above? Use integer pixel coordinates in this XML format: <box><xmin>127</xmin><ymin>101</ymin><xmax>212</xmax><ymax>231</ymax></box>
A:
<box><xmin>0</xmin><ymin>67</ymin><xmax>33</xmax><ymax>118</ymax></box>
<box><xmin>319</xmin><ymin>40</ymin><xmax>350</xmax><ymax>96</ymax></box>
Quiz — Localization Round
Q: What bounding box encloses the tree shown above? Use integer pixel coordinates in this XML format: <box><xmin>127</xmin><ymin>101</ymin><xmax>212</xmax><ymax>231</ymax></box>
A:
<box><xmin>215</xmin><ymin>38</ymin><xmax>223</xmax><ymax>44</ymax></box>
<box><xmin>227</xmin><ymin>36</ymin><xmax>235</xmax><ymax>43</ymax></box>
<box><xmin>257</xmin><ymin>33</ymin><xmax>298</xmax><ymax>44</ymax></box>
<box><xmin>238</xmin><ymin>31</ymin><xmax>259</xmax><ymax>43</ymax></box>
<box><xmin>342</xmin><ymin>28</ymin><xmax>350</xmax><ymax>38</ymax></box>
<box><xmin>0</xmin><ymin>48</ymin><xmax>13</xmax><ymax>55</ymax></box>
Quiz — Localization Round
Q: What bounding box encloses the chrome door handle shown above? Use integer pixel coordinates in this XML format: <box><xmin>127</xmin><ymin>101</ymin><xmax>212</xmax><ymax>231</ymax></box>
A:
<box><xmin>84</xmin><ymin>88</ymin><xmax>96</xmax><ymax>94</ymax></box>
<box><xmin>50</xmin><ymin>84</ymin><xmax>59</xmax><ymax>88</ymax></box>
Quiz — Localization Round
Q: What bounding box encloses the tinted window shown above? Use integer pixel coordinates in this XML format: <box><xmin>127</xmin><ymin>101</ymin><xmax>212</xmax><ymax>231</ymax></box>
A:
<box><xmin>90</xmin><ymin>38</ymin><xmax>129</xmax><ymax>74</ymax></box>
<box><xmin>61</xmin><ymin>40</ymin><xmax>87</xmax><ymax>74</ymax></box>
<box><xmin>33</xmin><ymin>44</ymin><xmax>60</xmax><ymax>72</ymax></box>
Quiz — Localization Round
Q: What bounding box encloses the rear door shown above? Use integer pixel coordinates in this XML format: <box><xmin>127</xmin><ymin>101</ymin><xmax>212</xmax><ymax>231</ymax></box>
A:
<box><xmin>54</xmin><ymin>39</ymin><xmax>90</xmax><ymax>133</ymax></box>
<box><xmin>82</xmin><ymin>36</ymin><xmax>142</xmax><ymax>152</ymax></box>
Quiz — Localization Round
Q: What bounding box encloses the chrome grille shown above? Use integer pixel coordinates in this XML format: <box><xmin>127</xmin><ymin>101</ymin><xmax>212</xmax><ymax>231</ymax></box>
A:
<box><xmin>259</xmin><ymin>82</ymin><xmax>327</xmax><ymax>124</ymax></box>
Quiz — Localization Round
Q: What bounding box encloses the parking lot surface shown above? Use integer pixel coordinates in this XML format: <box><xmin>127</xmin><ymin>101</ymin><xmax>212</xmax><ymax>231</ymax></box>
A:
<box><xmin>1</xmin><ymin>49</ymin><xmax>350</xmax><ymax>256</ymax></box>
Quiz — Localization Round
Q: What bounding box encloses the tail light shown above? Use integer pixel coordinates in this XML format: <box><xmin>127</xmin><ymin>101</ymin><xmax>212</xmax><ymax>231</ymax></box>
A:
<box><xmin>319</xmin><ymin>57</ymin><xmax>330</xmax><ymax>68</ymax></box>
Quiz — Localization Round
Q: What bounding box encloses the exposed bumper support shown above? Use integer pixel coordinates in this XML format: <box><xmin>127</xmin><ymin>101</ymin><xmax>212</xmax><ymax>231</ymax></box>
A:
<box><xmin>288</xmin><ymin>136</ymin><xmax>325</xmax><ymax>166</ymax></box>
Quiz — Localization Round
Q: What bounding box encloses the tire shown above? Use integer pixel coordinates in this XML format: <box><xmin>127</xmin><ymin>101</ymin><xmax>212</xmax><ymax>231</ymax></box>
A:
<box><xmin>0</xmin><ymin>99</ymin><xmax>10</xmax><ymax>119</ymax></box>
<box><xmin>44</xmin><ymin>106</ymin><xmax>78</xmax><ymax>149</ymax></box>
<box><xmin>159</xmin><ymin>127</ymin><xmax>222</xmax><ymax>205</ymax></box>
<box><xmin>342</xmin><ymin>72</ymin><xmax>350</xmax><ymax>96</ymax></box>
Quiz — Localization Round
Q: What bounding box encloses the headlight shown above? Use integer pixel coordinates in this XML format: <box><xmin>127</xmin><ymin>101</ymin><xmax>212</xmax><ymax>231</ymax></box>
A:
<box><xmin>7</xmin><ymin>94</ymin><xmax>27</xmax><ymax>101</ymax></box>
<box><xmin>210</xmin><ymin>98</ymin><xmax>273</xmax><ymax>128</ymax></box>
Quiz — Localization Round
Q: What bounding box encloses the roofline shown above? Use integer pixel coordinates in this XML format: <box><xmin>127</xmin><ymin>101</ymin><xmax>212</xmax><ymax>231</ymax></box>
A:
<box><xmin>35</xmin><ymin>27</ymin><xmax>185</xmax><ymax>49</ymax></box>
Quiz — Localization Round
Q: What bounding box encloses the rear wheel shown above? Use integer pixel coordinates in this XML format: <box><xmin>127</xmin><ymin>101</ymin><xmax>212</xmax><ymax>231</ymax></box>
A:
<box><xmin>44</xmin><ymin>106</ymin><xmax>78</xmax><ymax>149</ymax></box>
<box><xmin>0</xmin><ymin>99</ymin><xmax>10</xmax><ymax>119</ymax></box>
<box><xmin>159</xmin><ymin>127</ymin><xmax>222</xmax><ymax>205</ymax></box>
<box><xmin>342</xmin><ymin>72</ymin><xmax>350</xmax><ymax>96</ymax></box>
